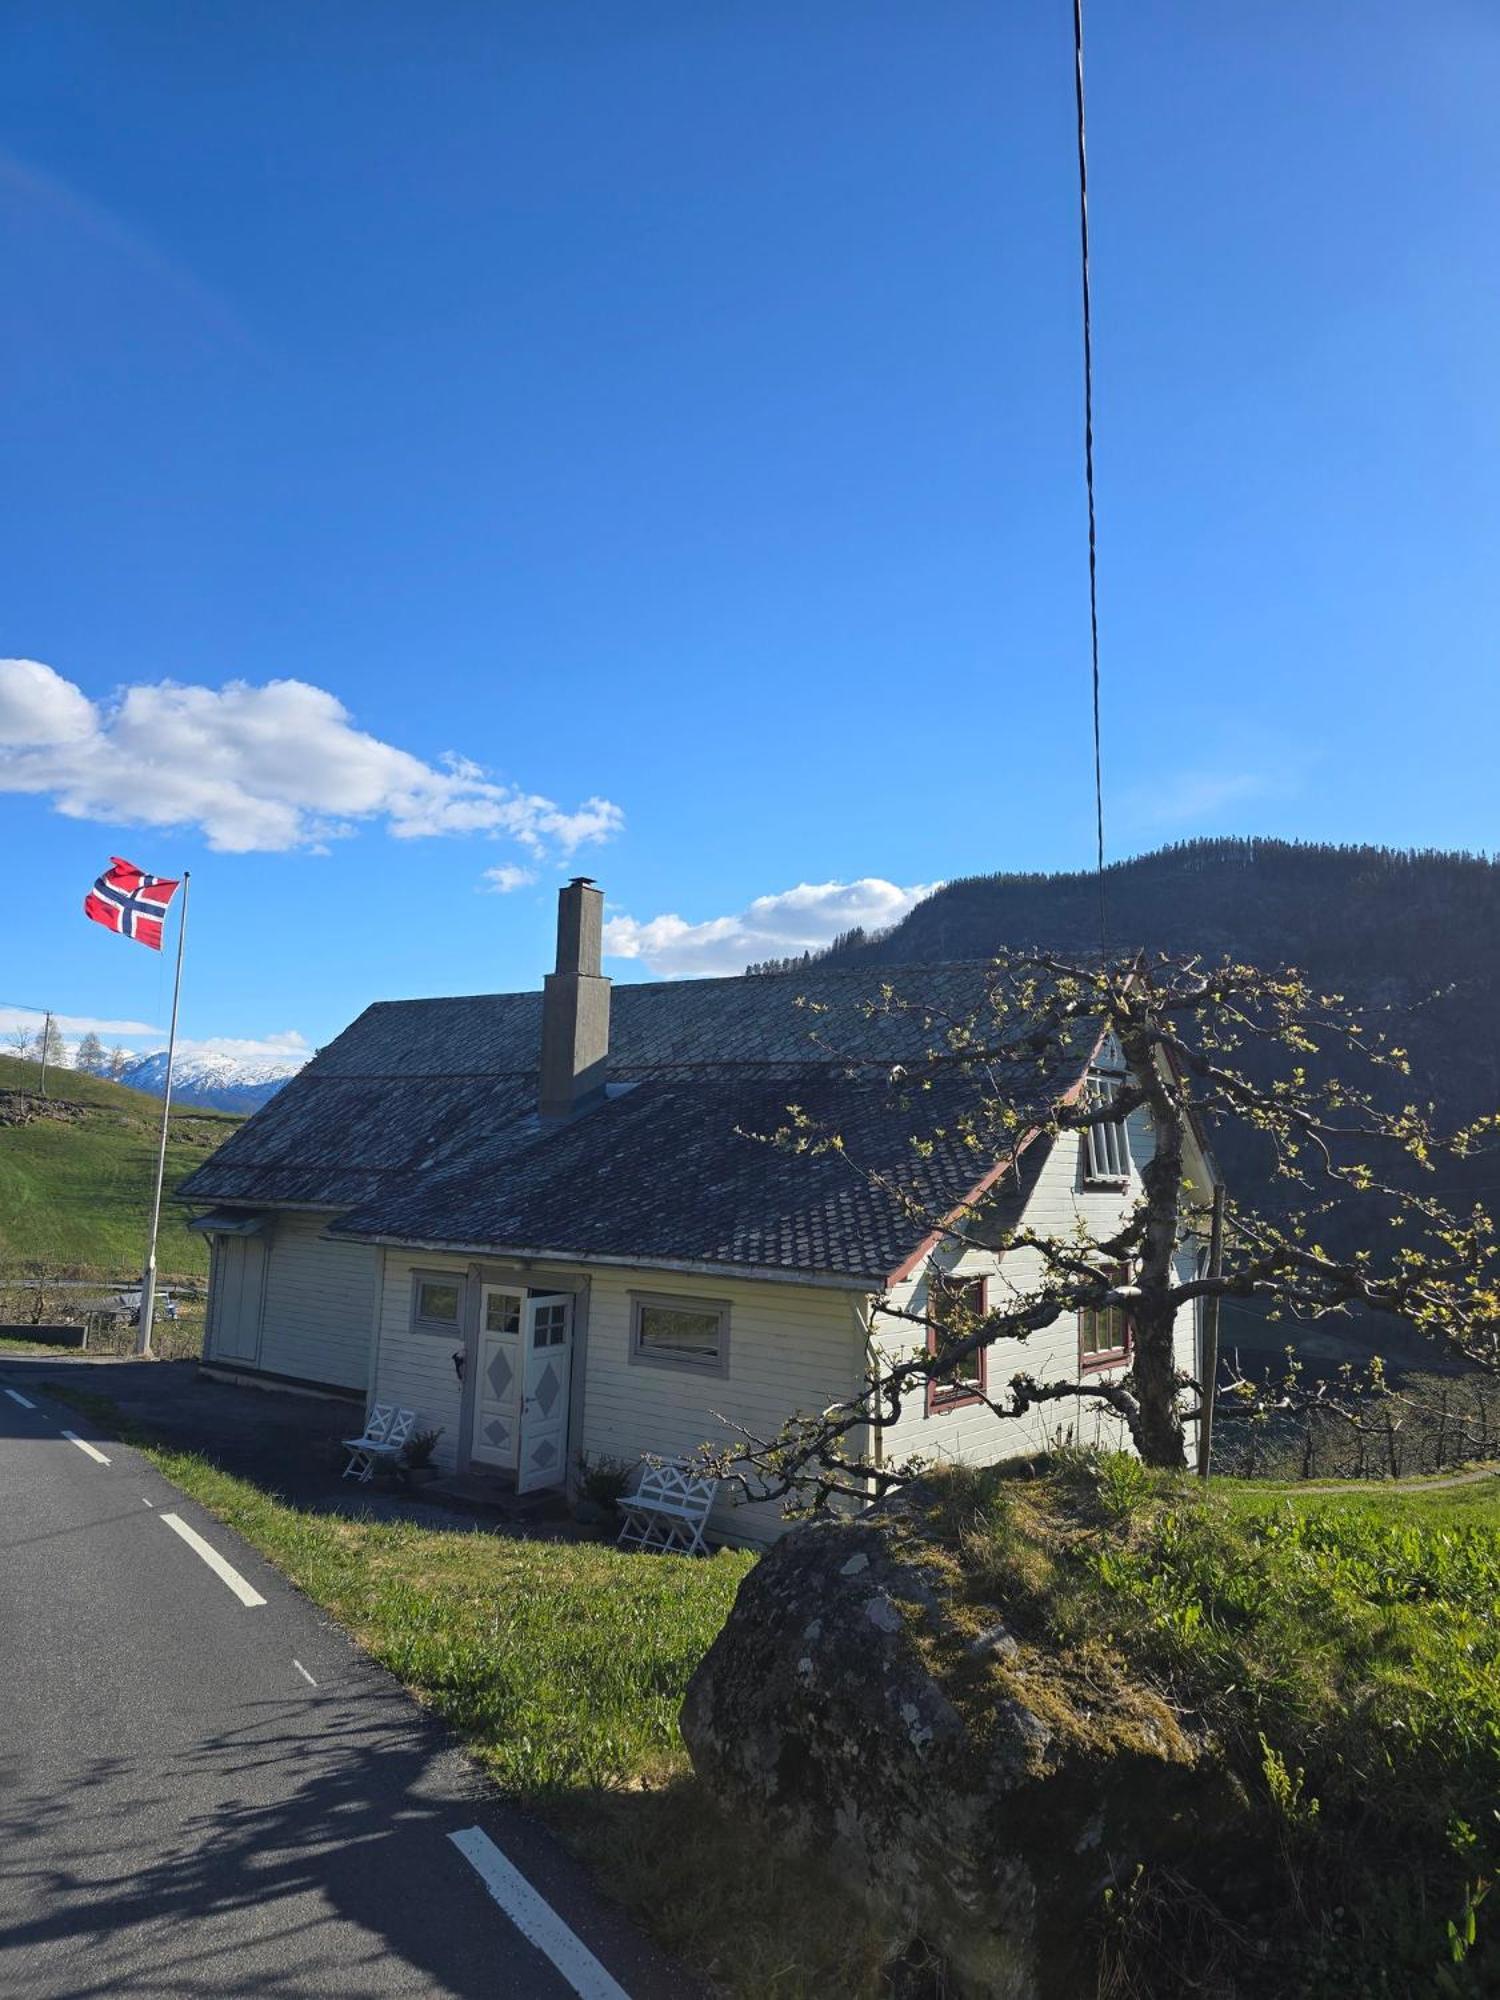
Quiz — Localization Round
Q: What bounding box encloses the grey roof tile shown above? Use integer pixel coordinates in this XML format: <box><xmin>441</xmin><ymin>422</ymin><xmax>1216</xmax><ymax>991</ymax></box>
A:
<box><xmin>179</xmin><ymin>964</ymin><xmax>1081</xmax><ymax>1281</ymax></box>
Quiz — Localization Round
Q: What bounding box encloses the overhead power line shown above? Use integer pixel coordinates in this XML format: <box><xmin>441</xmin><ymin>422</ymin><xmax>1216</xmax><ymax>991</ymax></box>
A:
<box><xmin>1071</xmin><ymin>0</ymin><xmax>1107</xmax><ymax>953</ymax></box>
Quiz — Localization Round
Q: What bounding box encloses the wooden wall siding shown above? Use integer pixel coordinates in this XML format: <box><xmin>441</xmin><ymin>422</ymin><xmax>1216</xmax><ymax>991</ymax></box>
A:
<box><xmin>254</xmin><ymin>1213</ymin><xmax>378</xmax><ymax>1391</ymax></box>
<box><xmin>578</xmin><ymin>1267</ymin><xmax>863</xmax><ymax>1547</ymax></box>
<box><xmin>374</xmin><ymin>1251</ymin><xmax>471</xmax><ymax>1470</ymax></box>
<box><xmin>873</xmin><ymin>1101</ymin><xmax>1209</xmax><ymax>1470</ymax></box>
<box><xmin>370</xmin><ymin>1251</ymin><xmax>866</xmax><ymax>1540</ymax></box>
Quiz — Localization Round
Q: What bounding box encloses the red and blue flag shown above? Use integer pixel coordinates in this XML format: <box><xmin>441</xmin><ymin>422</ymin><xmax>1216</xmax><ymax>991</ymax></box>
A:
<box><xmin>84</xmin><ymin>858</ymin><xmax>180</xmax><ymax>951</ymax></box>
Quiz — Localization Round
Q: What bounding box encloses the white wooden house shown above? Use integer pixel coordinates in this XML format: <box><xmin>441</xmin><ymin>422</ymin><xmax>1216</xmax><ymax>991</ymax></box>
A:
<box><xmin>180</xmin><ymin>881</ymin><xmax>1215</xmax><ymax>1544</ymax></box>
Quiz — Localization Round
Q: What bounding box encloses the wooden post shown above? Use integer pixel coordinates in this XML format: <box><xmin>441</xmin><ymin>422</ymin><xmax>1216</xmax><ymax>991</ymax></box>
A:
<box><xmin>1196</xmin><ymin>1181</ymin><xmax>1226</xmax><ymax>1478</ymax></box>
<box><xmin>38</xmin><ymin>1011</ymin><xmax>53</xmax><ymax>1098</ymax></box>
<box><xmin>136</xmin><ymin>873</ymin><xmax>189</xmax><ymax>1358</ymax></box>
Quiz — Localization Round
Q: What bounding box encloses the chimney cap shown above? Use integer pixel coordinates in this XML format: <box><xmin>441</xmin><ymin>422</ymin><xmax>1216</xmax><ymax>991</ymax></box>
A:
<box><xmin>568</xmin><ymin>876</ymin><xmax>597</xmax><ymax>888</ymax></box>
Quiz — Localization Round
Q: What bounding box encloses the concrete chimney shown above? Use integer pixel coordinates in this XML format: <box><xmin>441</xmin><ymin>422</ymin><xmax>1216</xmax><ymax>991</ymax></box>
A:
<box><xmin>539</xmin><ymin>878</ymin><xmax>611</xmax><ymax>1118</ymax></box>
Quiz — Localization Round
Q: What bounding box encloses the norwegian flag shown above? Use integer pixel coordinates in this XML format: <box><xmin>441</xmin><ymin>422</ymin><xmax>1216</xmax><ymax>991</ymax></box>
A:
<box><xmin>84</xmin><ymin>858</ymin><xmax>181</xmax><ymax>951</ymax></box>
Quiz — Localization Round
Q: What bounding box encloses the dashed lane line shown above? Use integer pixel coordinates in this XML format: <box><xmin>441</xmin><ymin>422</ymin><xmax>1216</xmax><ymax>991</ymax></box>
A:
<box><xmin>448</xmin><ymin>1826</ymin><xmax>632</xmax><ymax>2000</ymax></box>
<box><xmin>61</xmin><ymin>1431</ymin><xmax>110</xmax><ymax>1465</ymax></box>
<box><xmin>159</xmin><ymin>1511</ymin><xmax>267</xmax><ymax>1608</ymax></box>
<box><xmin>5</xmin><ymin>1388</ymin><xmax>36</xmax><ymax>1409</ymax></box>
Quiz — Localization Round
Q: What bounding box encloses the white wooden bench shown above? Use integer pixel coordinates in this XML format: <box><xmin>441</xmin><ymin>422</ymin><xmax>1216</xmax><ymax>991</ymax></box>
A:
<box><xmin>616</xmin><ymin>1459</ymin><xmax>719</xmax><ymax>1556</ymax></box>
<box><xmin>342</xmin><ymin>1404</ymin><xmax>417</xmax><ymax>1483</ymax></box>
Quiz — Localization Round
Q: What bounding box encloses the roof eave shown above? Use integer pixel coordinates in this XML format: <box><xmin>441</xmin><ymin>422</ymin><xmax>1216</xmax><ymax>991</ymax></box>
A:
<box><xmin>326</xmin><ymin>1229</ymin><xmax>881</xmax><ymax>1293</ymax></box>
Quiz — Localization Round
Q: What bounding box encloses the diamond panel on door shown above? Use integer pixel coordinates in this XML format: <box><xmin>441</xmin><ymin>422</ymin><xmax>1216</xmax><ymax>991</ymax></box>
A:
<box><xmin>534</xmin><ymin>1360</ymin><xmax>560</xmax><ymax>1417</ymax></box>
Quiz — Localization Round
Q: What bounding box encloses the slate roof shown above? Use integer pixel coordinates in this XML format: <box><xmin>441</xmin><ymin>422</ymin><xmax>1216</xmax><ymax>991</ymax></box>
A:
<box><xmin>178</xmin><ymin>964</ymin><xmax>1084</xmax><ymax>1284</ymax></box>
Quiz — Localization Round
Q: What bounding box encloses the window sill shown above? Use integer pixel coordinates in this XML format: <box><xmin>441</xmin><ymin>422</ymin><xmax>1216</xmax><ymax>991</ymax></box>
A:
<box><xmin>926</xmin><ymin>1384</ymin><xmax>985</xmax><ymax>1415</ymax></box>
<box><xmin>628</xmin><ymin>1345</ymin><xmax>728</xmax><ymax>1378</ymax></box>
<box><xmin>1079</xmin><ymin>1350</ymin><xmax>1131</xmax><ymax>1374</ymax></box>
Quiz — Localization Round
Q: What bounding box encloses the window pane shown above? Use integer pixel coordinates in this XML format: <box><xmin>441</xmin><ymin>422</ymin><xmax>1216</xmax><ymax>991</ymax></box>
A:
<box><xmin>418</xmin><ymin>1281</ymin><xmax>460</xmax><ymax>1324</ymax></box>
<box><xmin>533</xmin><ymin>1302</ymin><xmax>569</xmax><ymax>1348</ymax></box>
<box><xmin>485</xmin><ymin>1292</ymin><xmax>520</xmax><ymax>1334</ymax></box>
<box><xmin>1085</xmin><ymin>1074</ymin><xmax>1129</xmax><ymax>1181</ymax></box>
<box><xmin>1082</xmin><ymin>1304</ymin><xmax>1128</xmax><ymax>1357</ymax></box>
<box><xmin>638</xmin><ymin>1304</ymin><xmax>721</xmax><ymax>1359</ymax></box>
<box><xmin>930</xmin><ymin>1277</ymin><xmax>985</xmax><ymax>1389</ymax></box>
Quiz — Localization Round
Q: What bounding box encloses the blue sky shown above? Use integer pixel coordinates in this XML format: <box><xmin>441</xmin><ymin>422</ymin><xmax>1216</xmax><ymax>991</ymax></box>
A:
<box><xmin>3</xmin><ymin>1</ymin><xmax>1498</xmax><ymax>1064</ymax></box>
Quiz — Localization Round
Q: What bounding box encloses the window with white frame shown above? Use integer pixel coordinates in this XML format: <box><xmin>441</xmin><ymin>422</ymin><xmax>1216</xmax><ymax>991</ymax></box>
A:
<box><xmin>1082</xmin><ymin>1072</ymin><xmax>1130</xmax><ymax>1184</ymax></box>
<box><xmin>630</xmin><ymin>1293</ymin><xmax>729</xmax><ymax>1374</ymax></box>
<box><xmin>412</xmin><ymin>1274</ymin><xmax>461</xmax><ymax>1332</ymax></box>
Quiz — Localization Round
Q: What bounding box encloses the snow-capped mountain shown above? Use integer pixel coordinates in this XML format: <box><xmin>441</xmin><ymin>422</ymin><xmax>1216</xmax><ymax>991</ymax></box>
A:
<box><xmin>117</xmin><ymin>1048</ymin><xmax>308</xmax><ymax>1113</ymax></box>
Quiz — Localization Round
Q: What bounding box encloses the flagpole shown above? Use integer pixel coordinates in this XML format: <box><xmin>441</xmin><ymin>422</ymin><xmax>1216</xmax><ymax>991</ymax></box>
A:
<box><xmin>137</xmin><ymin>871</ymin><xmax>190</xmax><ymax>1358</ymax></box>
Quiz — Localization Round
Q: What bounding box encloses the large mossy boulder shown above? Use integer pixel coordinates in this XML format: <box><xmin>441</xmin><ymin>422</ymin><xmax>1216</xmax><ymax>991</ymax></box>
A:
<box><xmin>680</xmin><ymin>1488</ymin><xmax>1250</xmax><ymax>1999</ymax></box>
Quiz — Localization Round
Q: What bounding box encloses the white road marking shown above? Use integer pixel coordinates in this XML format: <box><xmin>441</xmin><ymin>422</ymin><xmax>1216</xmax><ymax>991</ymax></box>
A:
<box><xmin>159</xmin><ymin>1512</ymin><xmax>267</xmax><ymax>1607</ymax></box>
<box><xmin>142</xmin><ymin>1497</ymin><xmax>155</xmax><ymax>1508</ymax></box>
<box><xmin>5</xmin><ymin>1388</ymin><xmax>36</xmax><ymax>1409</ymax></box>
<box><xmin>61</xmin><ymin>1430</ymin><xmax>110</xmax><ymax>1465</ymax></box>
<box><xmin>448</xmin><ymin>1826</ymin><xmax>631</xmax><ymax>2000</ymax></box>
<box><xmin>293</xmin><ymin>1660</ymin><xmax>316</xmax><ymax>1686</ymax></box>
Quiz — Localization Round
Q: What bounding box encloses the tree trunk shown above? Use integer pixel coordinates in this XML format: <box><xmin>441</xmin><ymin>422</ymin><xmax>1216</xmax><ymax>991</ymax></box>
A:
<box><xmin>1132</xmin><ymin>1302</ymin><xmax>1187</xmax><ymax>1467</ymax></box>
<box><xmin>1123</xmin><ymin>1017</ymin><xmax>1189</xmax><ymax>1470</ymax></box>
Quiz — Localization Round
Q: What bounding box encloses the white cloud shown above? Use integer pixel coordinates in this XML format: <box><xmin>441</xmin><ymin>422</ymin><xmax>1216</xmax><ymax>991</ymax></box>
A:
<box><xmin>480</xmin><ymin>863</ymin><xmax>537</xmax><ymax>894</ymax></box>
<box><xmin>603</xmin><ymin>877</ymin><xmax>941</xmax><ymax>978</ymax></box>
<box><xmin>0</xmin><ymin>658</ymin><xmax>98</xmax><ymax>745</ymax></box>
<box><xmin>0</xmin><ymin>660</ymin><xmax>626</xmax><ymax>858</ymax></box>
<box><xmin>172</xmin><ymin>1030</ymin><xmax>313</xmax><ymax>1065</ymax></box>
<box><xmin>0</xmin><ymin>1006</ymin><xmax>312</xmax><ymax>1070</ymax></box>
<box><xmin>0</xmin><ymin>1005</ymin><xmax>164</xmax><ymax>1042</ymax></box>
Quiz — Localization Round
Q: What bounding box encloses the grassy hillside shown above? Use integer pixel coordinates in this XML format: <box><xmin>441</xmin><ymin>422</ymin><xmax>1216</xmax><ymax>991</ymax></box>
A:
<box><xmin>0</xmin><ymin>1054</ymin><xmax>240</xmax><ymax>1279</ymax></box>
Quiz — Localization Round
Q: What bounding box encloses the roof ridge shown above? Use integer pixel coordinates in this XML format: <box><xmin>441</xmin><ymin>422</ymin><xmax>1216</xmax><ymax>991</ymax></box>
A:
<box><xmin>357</xmin><ymin>960</ymin><xmax>1003</xmax><ymax>1012</ymax></box>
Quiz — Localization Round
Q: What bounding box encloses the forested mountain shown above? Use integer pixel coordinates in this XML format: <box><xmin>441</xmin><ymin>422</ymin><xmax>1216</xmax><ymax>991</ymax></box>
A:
<box><xmin>803</xmin><ymin>838</ymin><xmax>1500</xmax><ymax>1118</ymax></box>
<box><xmin>792</xmin><ymin>840</ymin><xmax>1500</xmax><ymax>1368</ymax></box>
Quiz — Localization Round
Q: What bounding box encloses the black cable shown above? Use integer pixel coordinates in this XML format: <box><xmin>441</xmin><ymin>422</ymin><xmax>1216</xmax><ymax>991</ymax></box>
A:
<box><xmin>1072</xmin><ymin>0</ymin><xmax>1107</xmax><ymax>955</ymax></box>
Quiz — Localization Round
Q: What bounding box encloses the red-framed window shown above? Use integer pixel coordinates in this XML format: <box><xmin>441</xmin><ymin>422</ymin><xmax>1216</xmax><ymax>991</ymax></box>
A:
<box><xmin>1079</xmin><ymin>1271</ymin><xmax>1132</xmax><ymax>1372</ymax></box>
<box><xmin>926</xmin><ymin>1273</ymin><xmax>988</xmax><ymax>1415</ymax></box>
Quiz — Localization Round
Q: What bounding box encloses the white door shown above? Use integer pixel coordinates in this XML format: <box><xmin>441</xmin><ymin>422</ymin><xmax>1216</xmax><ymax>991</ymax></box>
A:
<box><xmin>470</xmin><ymin>1285</ymin><xmax>523</xmax><ymax>1470</ymax></box>
<box><xmin>516</xmin><ymin>1294</ymin><xmax>573</xmax><ymax>1494</ymax></box>
<box><xmin>212</xmin><ymin>1235</ymin><xmax>266</xmax><ymax>1364</ymax></box>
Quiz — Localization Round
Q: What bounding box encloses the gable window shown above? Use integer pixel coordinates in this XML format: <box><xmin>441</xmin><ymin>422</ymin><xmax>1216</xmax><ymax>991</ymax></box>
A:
<box><xmin>412</xmin><ymin>1274</ymin><xmax>462</xmax><ymax>1333</ymax></box>
<box><xmin>926</xmin><ymin>1273</ymin><xmax>988</xmax><ymax>1415</ymax></box>
<box><xmin>630</xmin><ymin>1294</ymin><xmax>729</xmax><ymax>1375</ymax></box>
<box><xmin>1080</xmin><ymin>1275</ymin><xmax>1132</xmax><ymax>1370</ymax></box>
<box><xmin>1082</xmin><ymin>1072</ymin><xmax>1130</xmax><ymax>1185</ymax></box>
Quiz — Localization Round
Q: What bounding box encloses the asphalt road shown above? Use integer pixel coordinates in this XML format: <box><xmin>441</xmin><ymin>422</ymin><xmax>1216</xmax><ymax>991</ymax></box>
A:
<box><xmin>0</xmin><ymin>1375</ymin><xmax>692</xmax><ymax>2000</ymax></box>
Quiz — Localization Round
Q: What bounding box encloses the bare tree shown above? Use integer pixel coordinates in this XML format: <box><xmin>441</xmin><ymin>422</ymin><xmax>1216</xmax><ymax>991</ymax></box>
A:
<box><xmin>7</xmin><ymin>1025</ymin><xmax>35</xmax><ymax>1059</ymax></box>
<box><xmin>32</xmin><ymin>1016</ymin><xmax>67</xmax><ymax>1068</ymax></box>
<box><xmin>74</xmin><ymin>1031</ymin><xmax>106</xmax><ymax>1075</ymax></box>
<box><xmin>721</xmin><ymin>952</ymin><xmax>1500</xmax><ymax>1503</ymax></box>
<box><xmin>106</xmin><ymin>1044</ymin><xmax>130</xmax><ymax>1081</ymax></box>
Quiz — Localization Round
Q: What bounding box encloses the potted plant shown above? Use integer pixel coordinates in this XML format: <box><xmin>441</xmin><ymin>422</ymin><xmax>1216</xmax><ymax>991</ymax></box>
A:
<box><xmin>573</xmin><ymin>1451</ymin><xmax>633</xmax><ymax>1528</ymax></box>
<box><xmin>397</xmin><ymin>1426</ymin><xmax>444</xmax><ymax>1490</ymax></box>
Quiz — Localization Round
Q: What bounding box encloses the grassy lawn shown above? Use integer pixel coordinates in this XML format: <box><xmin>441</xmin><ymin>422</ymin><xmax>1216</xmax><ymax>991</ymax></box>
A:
<box><xmin>0</xmin><ymin>1053</ymin><xmax>237</xmax><ymax>1278</ymax></box>
<box><xmin>32</xmin><ymin>1380</ymin><xmax>1500</xmax><ymax>1997</ymax></box>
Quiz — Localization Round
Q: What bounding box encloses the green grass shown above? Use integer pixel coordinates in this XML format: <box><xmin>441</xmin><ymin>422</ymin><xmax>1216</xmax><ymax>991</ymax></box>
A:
<box><xmin>0</xmin><ymin>1053</ymin><xmax>238</xmax><ymax>1278</ymax></box>
<box><xmin>926</xmin><ymin>1455</ymin><xmax>1500</xmax><ymax>1997</ymax></box>
<box><xmin>36</xmin><ymin>1386</ymin><xmax>889</xmax><ymax>1997</ymax></box>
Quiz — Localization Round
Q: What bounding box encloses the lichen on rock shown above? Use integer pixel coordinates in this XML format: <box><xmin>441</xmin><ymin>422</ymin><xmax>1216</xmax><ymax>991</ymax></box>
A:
<box><xmin>679</xmin><ymin>1485</ymin><xmax>1245</xmax><ymax>1999</ymax></box>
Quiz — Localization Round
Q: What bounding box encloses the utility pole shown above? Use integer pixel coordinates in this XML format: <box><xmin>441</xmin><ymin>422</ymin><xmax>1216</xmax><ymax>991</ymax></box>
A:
<box><xmin>1196</xmin><ymin>1180</ymin><xmax>1226</xmax><ymax>1477</ymax></box>
<box><xmin>38</xmin><ymin>1011</ymin><xmax>53</xmax><ymax>1098</ymax></box>
<box><xmin>136</xmin><ymin>874</ymin><xmax>190</xmax><ymax>1358</ymax></box>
